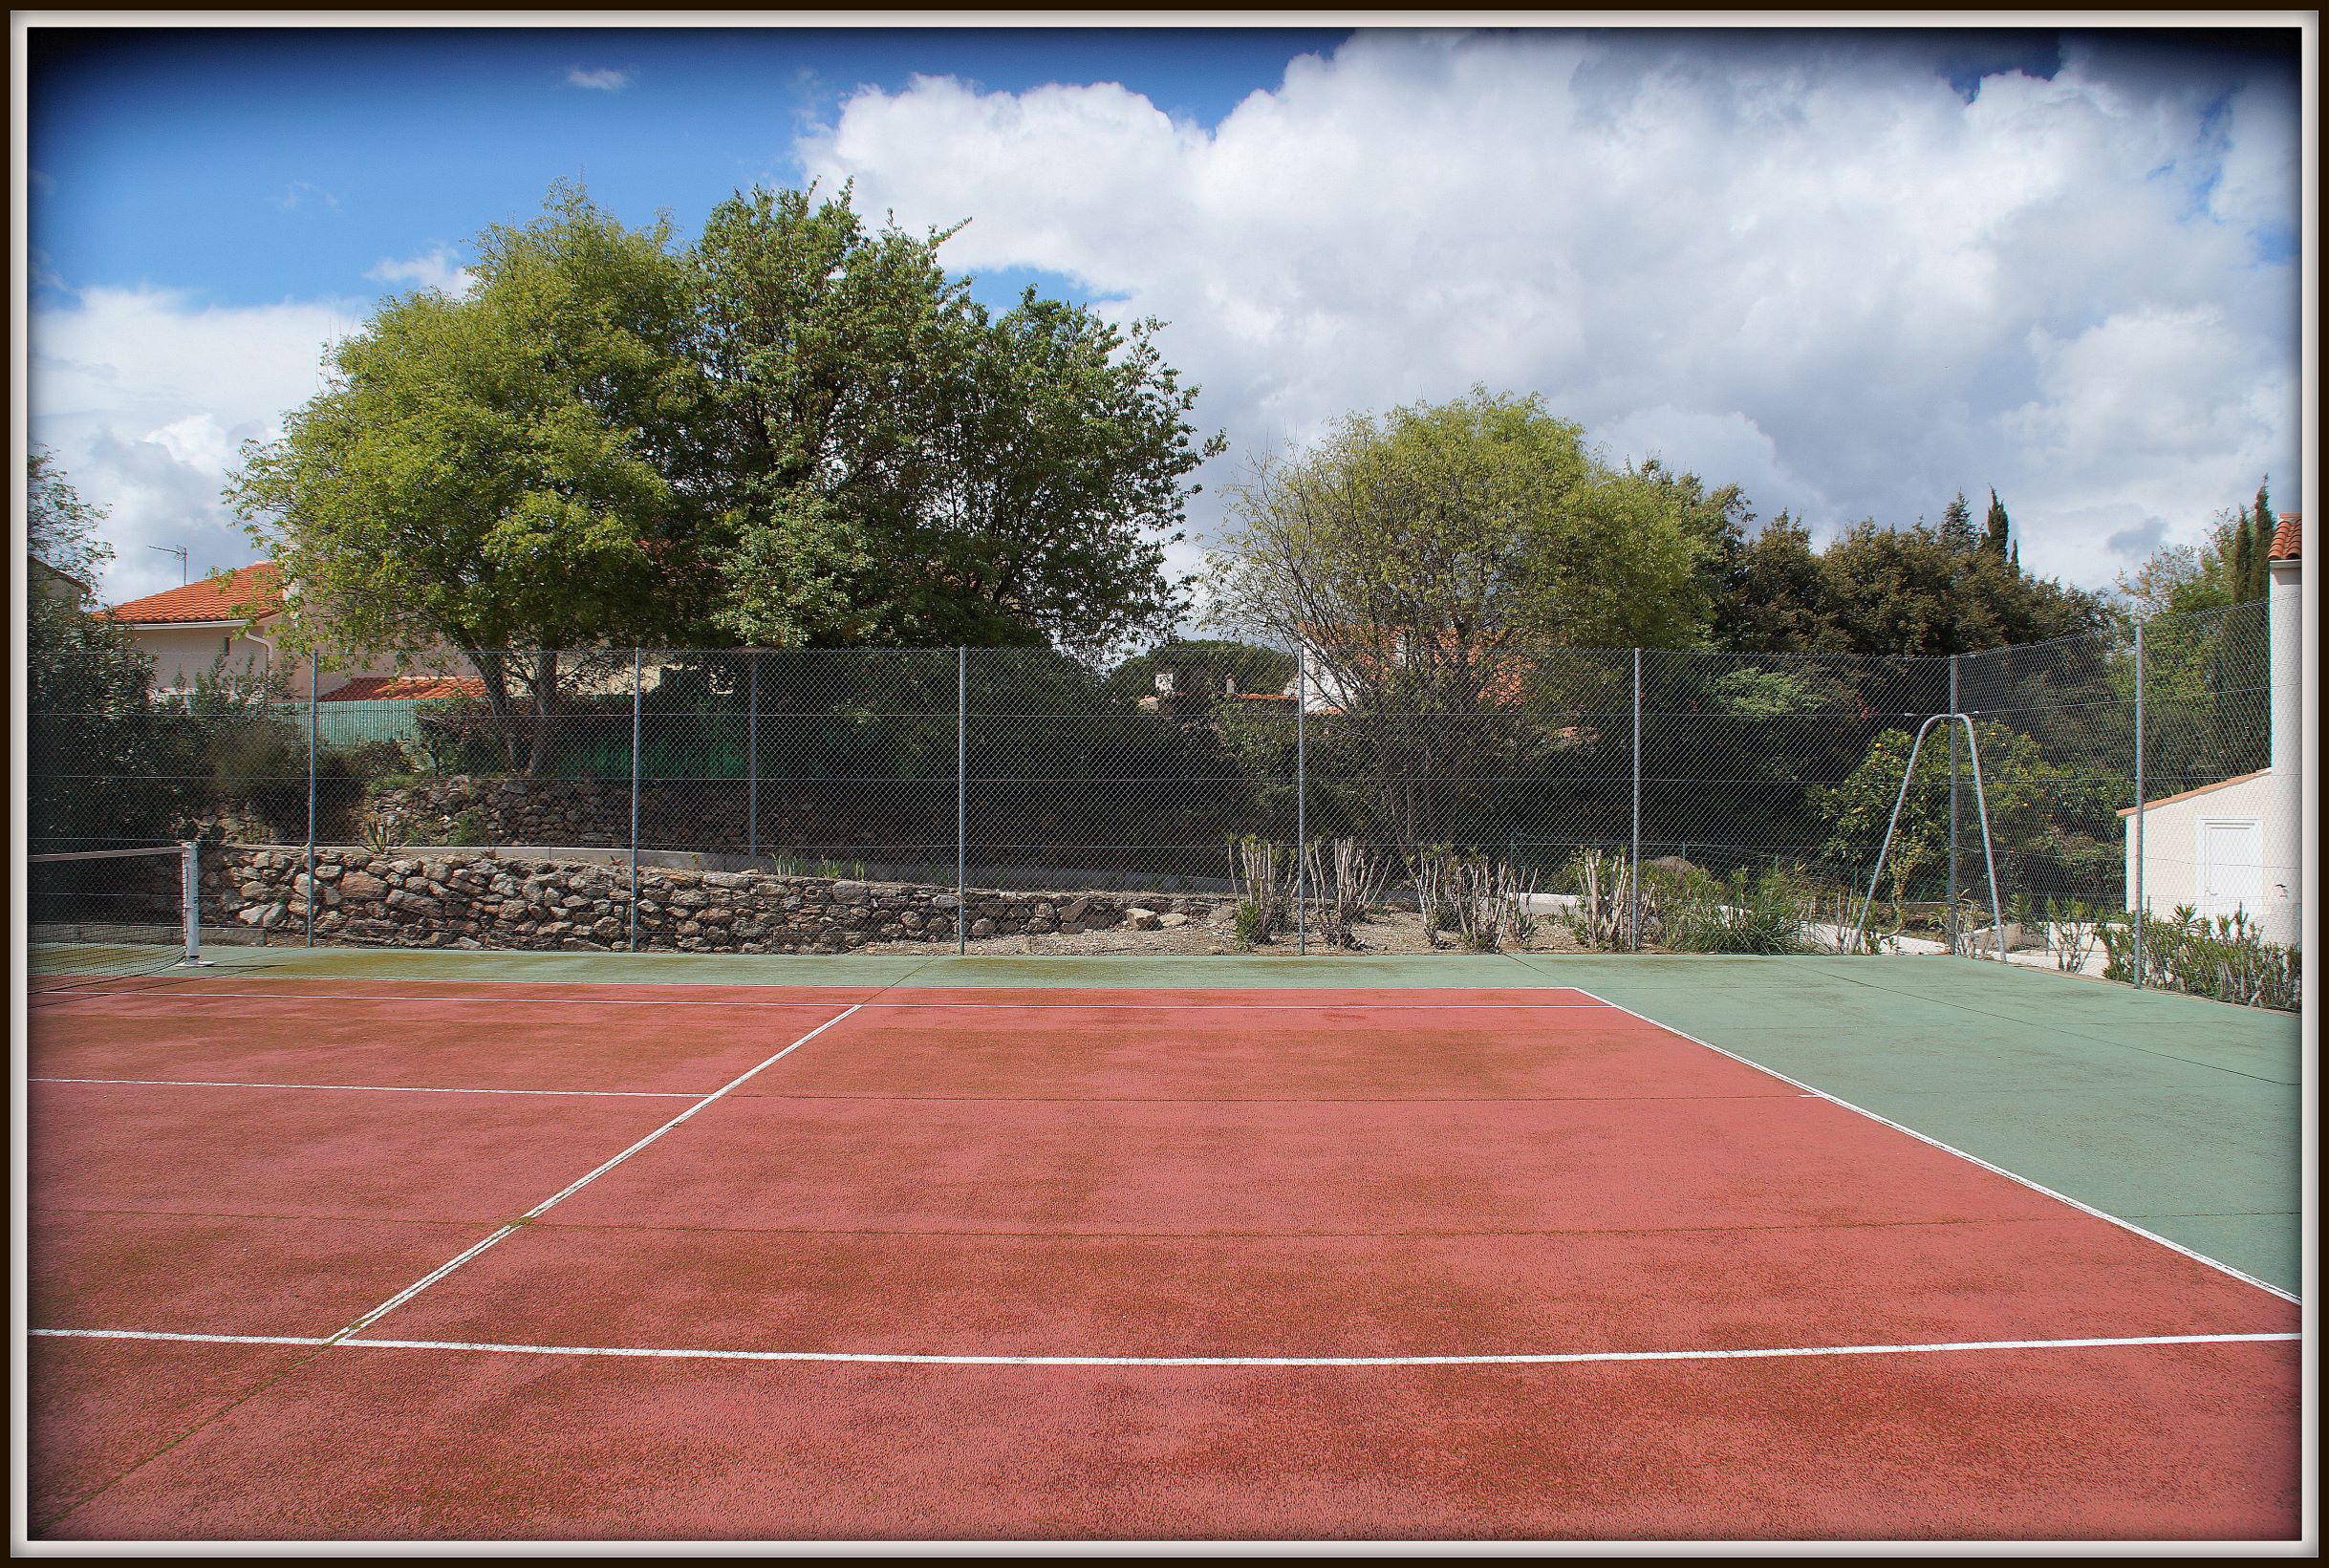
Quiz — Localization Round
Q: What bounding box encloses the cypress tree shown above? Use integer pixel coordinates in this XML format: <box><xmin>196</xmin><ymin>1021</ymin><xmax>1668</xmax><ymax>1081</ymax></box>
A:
<box><xmin>1982</xmin><ymin>488</ymin><xmax>2010</xmax><ymax>556</ymax></box>
<box><xmin>2250</xmin><ymin>479</ymin><xmax>2274</xmax><ymax>599</ymax></box>
<box><xmin>2230</xmin><ymin>513</ymin><xmax>2254</xmax><ymax>603</ymax></box>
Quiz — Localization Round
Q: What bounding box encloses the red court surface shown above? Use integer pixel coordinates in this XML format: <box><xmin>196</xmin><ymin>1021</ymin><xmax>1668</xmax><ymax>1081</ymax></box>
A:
<box><xmin>24</xmin><ymin>977</ymin><xmax>2302</xmax><ymax>1542</ymax></box>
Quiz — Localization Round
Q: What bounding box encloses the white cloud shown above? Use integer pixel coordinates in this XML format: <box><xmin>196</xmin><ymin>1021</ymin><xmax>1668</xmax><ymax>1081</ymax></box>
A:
<box><xmin>797</xmin><ymin>30</ymin><xmax>2301</xmax><ymax>590</ymax></box>
<box><xmin>567</xmin><ymin>66</ymin><xmax>632</xmax><ymax>92</ymax></box>
<box><xmin>270</xmin><ymin>180</ymin><xmax>342</xmax><ymax>213</ymax></box>
<box><xmin>366</xmin><ymin>247</ymin><xmax>476</xmax><ymax>297</ymax></box>
<box><xmin>29</xmin><ymin>286</ymin><xmax>364</xmax><ymax>603</ymax></box>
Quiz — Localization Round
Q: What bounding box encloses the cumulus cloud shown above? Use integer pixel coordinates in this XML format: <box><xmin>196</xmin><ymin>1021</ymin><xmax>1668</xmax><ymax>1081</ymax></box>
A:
<box><xmin>798</xmin><ymin>30</ymin><xmax>2300</xmax><ymax>588</ymax></box>
<box><xmin>29</xmin><ymin>286</ymin><xmax>364</xmax><ymax>603</ymax></box>
<box><xmin>567</xmin><ymin>66</ymin><xmax>631</xmax><ymax>92</ymax></box>
<box><xmin>366</xmin><ymin>247</ymin><xmax>476</xmax><ymax>297</ymax></box>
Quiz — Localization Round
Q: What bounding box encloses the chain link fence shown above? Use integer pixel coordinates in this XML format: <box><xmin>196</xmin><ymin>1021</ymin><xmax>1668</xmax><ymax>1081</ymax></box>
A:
<box><xmin>25</xmin><ymin>600</ymin><xmax>2300</xmax><ymax>1004</ymax></box>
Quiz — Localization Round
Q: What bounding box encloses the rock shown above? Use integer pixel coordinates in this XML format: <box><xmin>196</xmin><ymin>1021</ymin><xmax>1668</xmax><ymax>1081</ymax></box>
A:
<box><xmin>1059</xmin><ymin>896</ymin><xmax>1092</xmax><ymax>923</ymax></box>
<box><xmin>970</xmin><ymin>917</ymin><xmax>996</xmax><ymax>937</ymax></box>
<box><xmin>1157</xmin><ymin>913</ymin><xmax>1189</xmax><ymax>928</ymax></box>
<box><xmin>339</xmin><ymin>872</ymin><xmax>386</xmax><ymax>900</ymax></box>
<box><xmin>1126</xmin><ymin>909</ymin><xmax>1162</xmax><ymax>931</ymax></box>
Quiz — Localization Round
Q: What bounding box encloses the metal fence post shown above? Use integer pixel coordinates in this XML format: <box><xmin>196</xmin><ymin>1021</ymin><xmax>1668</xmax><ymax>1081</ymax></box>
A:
<box><xmin>305</xmin><ymin>650</ymin><xmax>318</xmax><ymax>948</ymax></box>
<box><xmin>746</xmin><ymin>652</ymin><xmax>760</xmax><ymax>860</ymax></box>
<box><xmin>2131</xmin><ymin>621</ymin><xmax>2146</xmax><ymax>988</ymax></box>
<box><xmin>1947</xmin><ymin>653</ymin><xmax>1959</xmax><ymax>956</ymax></box>
<box><xmin>957</xmin><ymin>647</ymin><xmax>968</xmax><ymax>955</ymax></box>
<box><xmin>1630</xmin><ymin>647</ymin><xmax>1643</xmax><ymax>950</ymax></box>
<box><xmin>629</xmin><ymin>648</ymin><xmax>642</xmax><ymax>954</ymax></box>
<box><xmin>1295</xmin><ymin>646</ymin><xmax>1307</xmax><ymax>956</ymax></box>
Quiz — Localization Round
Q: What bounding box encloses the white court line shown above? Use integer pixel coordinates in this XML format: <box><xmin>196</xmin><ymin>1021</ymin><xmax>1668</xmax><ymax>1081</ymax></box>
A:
<box><xmin>321</xmin><ymin>1002</ymin><xmax>866</xmax><ymax>1344</ymax></box>
<box><xmin>30</xmin><ymin>1324</ymin><xmax>2297</xmax><ymax>1368</ymax></box>
<box><xmin>31</xmin><ymin>1075</ymin><xmax>697</xmax><ymax>1099</ymax></box>
<box><xmin>1572</xmin><ymin>987</ymin><xmax>2301</xmax><ymax>1306</ymax></box>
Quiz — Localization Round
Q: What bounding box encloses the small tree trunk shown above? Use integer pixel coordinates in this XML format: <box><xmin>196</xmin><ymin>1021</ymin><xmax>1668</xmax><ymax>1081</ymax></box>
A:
<box><xmin>468</xmin><ymin>648</ymin><xmax>524</xmax><ymax>772</ymax></box>
<box><xmin>526</xmin><ymin>650</ymin><xmax>559</xmax><ymax>777</ymax></box>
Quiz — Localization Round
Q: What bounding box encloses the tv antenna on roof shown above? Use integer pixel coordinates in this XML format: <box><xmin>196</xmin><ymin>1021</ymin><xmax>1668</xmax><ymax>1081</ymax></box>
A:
<box><xmin>146</xmin><ymin>545</ymin><xmax>188</xmax><ymax>585</ymax></box>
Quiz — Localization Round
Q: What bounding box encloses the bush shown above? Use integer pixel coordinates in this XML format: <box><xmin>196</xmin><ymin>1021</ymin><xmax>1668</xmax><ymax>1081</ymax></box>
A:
<box><xmin>1662</xmin><ymin>865</ymin><xmax>1807</xmax><ymax>955</ymax></box>
<box><xmin>2101</xmin><ymin>906</ymin><xmax>2300</xmax><ymax>1011</ymax></box>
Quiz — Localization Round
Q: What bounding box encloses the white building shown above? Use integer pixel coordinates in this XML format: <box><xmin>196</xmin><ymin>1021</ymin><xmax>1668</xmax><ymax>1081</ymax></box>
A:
<box><xmin>2120</xmin><ymin>514</ymin><xmax>2303</xmax><ymax>947</ymax></box>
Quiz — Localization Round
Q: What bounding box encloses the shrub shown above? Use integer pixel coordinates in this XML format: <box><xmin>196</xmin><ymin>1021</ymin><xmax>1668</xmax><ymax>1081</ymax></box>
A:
<box><xmin>1663</xmin><ymin>866</ymin><xmax>1807</xmax><ymax>955</ymax></box>
<box><xmin>2101</xmin><ymin>906</ymin><xmax>2300</xmax><ymax>1011</ymax></box>
<box><xmin>1227</xmin><ymin>835</ymin><xmax>1288</xmax><ymax>947</ymax></box>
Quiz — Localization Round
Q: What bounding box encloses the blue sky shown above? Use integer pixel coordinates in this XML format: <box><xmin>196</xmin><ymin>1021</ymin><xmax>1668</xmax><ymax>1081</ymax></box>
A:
<box><xmin>30</xmin><ymin>27</ymin><xmax>1350</xmax><ymax>312</ymax></box>
<box><xmin>23</xmin><ymin>24</ymin><xmax>2306</xmax><ymax>604</ymax></box>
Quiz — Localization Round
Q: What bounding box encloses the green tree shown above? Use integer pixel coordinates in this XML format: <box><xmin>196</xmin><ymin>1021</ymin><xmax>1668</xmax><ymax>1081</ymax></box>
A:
<box><xmin>688</xmin><ymin>183</ymin><xmax>1218</xmax><ymax>654</ymax></box>
<box><xmin>2111</xmin><ymin>483</ymin><xmax>2277</xmax><ymax>620</ymax></box>
<box><xmin>1983</xmin><ymin>488</ymin><xmax>2011</xmax><ymax>556</ymax></box>
<box><xmin>1938</xmin><ymin>490</ymin><xmax>1977</xmax><ymax>553</ymax></box>
<box><xmin>1818</xmin><ymin>719</ymin><xmax>2125</xmax><ymax>909</ymax></box>
<box><xmin>2247</xmin><ymin>479</ymin><xmax>2275</xmax><ymax>600</ymax></box>
<box><xmin>230</xmin><ymin>183</ymin><xmax>705</xmax><ymax>772</ymax></box>
<box><xmin>27</xmin><ymin>456</ymin><xmax>209</xmax><ymax>848</ymax></box>
<box><xmin>1708</xmin><ymin>512</ymin><xmax>1850</xmax><ymax>654</ymax></box>
<box><xmin>1208</xmin><ymin>388</ymin><xmax>1711</xmax><ymax>665</ymax></box>
<box><xmin>1819</xmin><ymin>521</ymin><xmax>2105</xmax><ymax>656</ymax></box>
<box><xmin>1206</xmin><ymin>388</ymin><xmax>1713</xmax><ymax>851</ymax></box>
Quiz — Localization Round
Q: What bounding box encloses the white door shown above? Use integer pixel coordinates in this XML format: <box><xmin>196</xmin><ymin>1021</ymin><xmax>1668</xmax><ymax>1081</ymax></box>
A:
<box><xmin>2198</xmin><ymin>818</ymin><xmax>2264</xmax><ymax>923</ymax></box>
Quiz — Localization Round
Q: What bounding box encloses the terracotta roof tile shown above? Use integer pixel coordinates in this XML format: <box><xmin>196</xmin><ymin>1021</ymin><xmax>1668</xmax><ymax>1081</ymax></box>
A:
<box><xmin>319</xmin><ymin>675</ymin><xmax>486</xmax><ymax>702</ymax></box>
<box><xmin>2268</xmin><ymin>512</ymin><xmax>2300</xmax><ymax>562</ymax></box>
<box><xmin>106</xmin><ymin>562</ymin><xmax>283</xmax><ymax>625</ymax></box>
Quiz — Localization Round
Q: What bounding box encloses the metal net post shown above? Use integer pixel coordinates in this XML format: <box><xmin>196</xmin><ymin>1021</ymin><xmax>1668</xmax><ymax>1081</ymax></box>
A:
<box><xmin>181</xmin><ymin>839</ymin><xmax>205</xmax><ymax>964</ymax></box>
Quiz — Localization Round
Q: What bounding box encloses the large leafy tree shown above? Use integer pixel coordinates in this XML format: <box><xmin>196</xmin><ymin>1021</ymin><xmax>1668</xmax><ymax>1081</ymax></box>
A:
<box><xmin>1208</xmin><ymin>388</ymin><xmax>1711</xmax><ymax>665</ymax></box>
<box><xmin>691</xmin><ymin>184</ymin><xmax>1218</xmax><ymax>654</ymax></box>
<box><xmin>1206</xmin><ymin>388</ymin><xmax>1714</xmax><ymax>851</ymax></box>
<box><xmin>230</xmin><ymin>184</ymin><xmax>703</xmax><ymax>771</ymax></box>
<box><xmin>233</xmin><ymin>183</ymin><xmax>1219</xmax><ymax>773</ymax></box>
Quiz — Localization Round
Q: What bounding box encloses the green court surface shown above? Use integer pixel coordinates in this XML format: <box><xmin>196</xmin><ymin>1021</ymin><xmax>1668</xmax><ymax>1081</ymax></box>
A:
<box><xmin>32</xmin><ymin>944</ymin><xmax>2306</xmax><ymax>1294</ymax></box>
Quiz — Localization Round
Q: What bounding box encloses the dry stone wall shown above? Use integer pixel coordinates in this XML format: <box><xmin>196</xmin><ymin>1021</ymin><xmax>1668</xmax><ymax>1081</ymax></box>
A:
<box><xmin>202</xmin><ymin>847</ymin><xmax>1216</xmax><ymax>954</ymax></box>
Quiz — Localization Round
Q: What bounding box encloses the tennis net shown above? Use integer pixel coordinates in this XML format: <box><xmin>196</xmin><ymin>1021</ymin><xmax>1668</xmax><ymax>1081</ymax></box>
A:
<box><xmin>29</xmin><ymin>843</ymin><xmax>205</xmax><ymax>979</ymax></box>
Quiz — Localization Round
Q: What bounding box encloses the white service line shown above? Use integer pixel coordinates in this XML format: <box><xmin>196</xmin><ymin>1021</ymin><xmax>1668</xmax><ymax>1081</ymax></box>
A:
<box><xmin>31</xmin><ymin>1076</ymin><xmax>696</xmax><ymax>1100</ymax></box>
<box><xmin>1572</xmin><ymin>987</ymin><xmax>2301</xmax><ymax>1306</ymax></box>
<box><xmin>321</xmin><ymin>1002</ymin><xmax>866</xmax><ymax>1344</ymax></box>
<box><xmin>31</xmin><ymin>1324</ymin><xmax>2297</xmax><ymax>1368</ymax></box>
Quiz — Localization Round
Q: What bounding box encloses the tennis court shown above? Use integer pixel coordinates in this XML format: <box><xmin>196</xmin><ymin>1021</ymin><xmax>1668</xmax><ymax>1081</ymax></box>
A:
<box><xmin>25</xmin><ymin>949</ymin><xmax>2303</xmax><ymax>1542</ymax></box>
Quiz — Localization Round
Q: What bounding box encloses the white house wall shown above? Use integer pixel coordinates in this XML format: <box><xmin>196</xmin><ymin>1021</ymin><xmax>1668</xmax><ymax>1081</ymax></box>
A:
<box><xmin>2124</xmin><ymin>770</ymin><xmax>2298</xmax><ymax>943</ymax></box>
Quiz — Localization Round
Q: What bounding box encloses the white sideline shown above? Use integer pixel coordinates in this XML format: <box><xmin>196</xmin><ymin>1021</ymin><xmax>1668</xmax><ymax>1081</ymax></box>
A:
<box><xmin>1571</xmin><ymin>987</ymin><xmax>2302</xmax><ymax>1306</ymax></box>
<box><xmin>29</xmin><ymin>1324</ymin><xmax>2297</xmax><ymax>1368</ymax></box>
<box><xmin>31</xmin><ymin>1075</ymin><xmax>697</xmax><ymax>1099</ymax></box>
<box><xmin>320</xmin><ymin>1002</ymin><xmax>866</xmax><ymax>1343</ymax></box>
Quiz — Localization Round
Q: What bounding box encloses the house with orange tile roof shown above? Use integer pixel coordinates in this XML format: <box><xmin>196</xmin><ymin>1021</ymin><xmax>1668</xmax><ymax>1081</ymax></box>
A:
<box><xmin>2119</xmin><ymin>512</ymin><xmax>2302</xmax><ymax>947</ymax></box>
<box><xmin>103</xmin><ymin>561</ymin><xmax>482</xmax><ymax>703</ymax></box>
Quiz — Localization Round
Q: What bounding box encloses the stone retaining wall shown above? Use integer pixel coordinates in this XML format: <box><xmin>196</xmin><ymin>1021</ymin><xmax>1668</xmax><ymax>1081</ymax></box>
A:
<box><xmin>203</xmin><ymin>847</ymin><xmax>1217</xmax><ymax>954</ymax></box>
